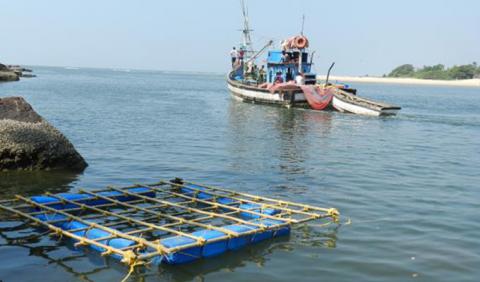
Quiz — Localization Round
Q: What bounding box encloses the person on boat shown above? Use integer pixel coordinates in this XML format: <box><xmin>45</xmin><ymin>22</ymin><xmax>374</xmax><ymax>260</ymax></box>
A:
<box><xmin>286</xmin><ymin>68</ymin><xmax>293</xmax><ymax>82</ymax></box>
<box><xmin>238</xmin><ymin>48</ymin><xmax>245</xmax><ymax>61</ymax></box>
<box><xmin>295</xmin><ymin>72</ymin><xmax>305</xmax><ymax>85</ymax></box>
<box><xmin>235</xmin><ymin>48</ymin><xmax>245</xmax><ymax>72</ymax></box>
<box><xmin>230</xmin><ymin>47</ymin><xmax>238</xmax><ymax>67</ymax></box>
<box><xmin>232</xmin><ymin>57</ymin><xmax>241</xmax><ymax>70</ymax></box>
<box><xmin>252</xmin><ymin>63</ymin><xmax>258</xmax><ymax>80</ymax></box>
<box><xmin>258</xmin><ymin>65</ymin><xmax>266</xmax><ymax>83</ymax></box>
<box><xmin>274</xmin><ymin>72</ymin><xmax>284</xmax><ymax>84</ymax></box>
<box><xmin>245</xmin><ymin>61</ymin><xmax>255</xmax><ymax>80</ymax></box>
<box><xmin>246</xmin><ymin>61</ymin><xmax>254</xmax><ymax>74</ymax></box>
<box><xmin>280</xmin><ymin>39</ymin><xmax>289</xmax><ymax>51</ymax></box>
<box><xmin>281</xmin><ymin>51</ymin><xmax>290</xmax><ymax>64</ymax></box>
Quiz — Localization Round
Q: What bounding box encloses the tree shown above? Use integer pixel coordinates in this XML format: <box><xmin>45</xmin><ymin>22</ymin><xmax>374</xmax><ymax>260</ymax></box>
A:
<box><xmin>474</xmin><ymin>62</ymin><xmax>480</xmax><ymax>78</ymax></box>
<box><xmin>415</xmin><ymin>64</ymin><xmax>449</xmax><ymax>80</ymax></box>
<box><xmin>448</xmin><ymin>64</ymin><xmax>476</xmax><ymax>80</ymax></box>
<box><xmin>387</xmin><ymin>63</ymin><xmax>478</xmax><ymax>80</ymax></box>
<box><xmin>388</xmin><ymin>64</ymin><xmax>415</xmax><ymax>77</ymax></box>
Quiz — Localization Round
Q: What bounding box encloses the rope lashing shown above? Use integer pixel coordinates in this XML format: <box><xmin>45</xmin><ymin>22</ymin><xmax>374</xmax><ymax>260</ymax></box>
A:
<box><xmin>327</xmin><ymin>208</ymin><xmax>340</xmax><ymax>223</ymax></box>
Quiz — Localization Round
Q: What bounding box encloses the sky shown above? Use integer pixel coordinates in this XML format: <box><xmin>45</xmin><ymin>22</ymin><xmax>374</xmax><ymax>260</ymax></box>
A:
<box><xmin>1</xmin><ymin>0</ymin><xmax>479</xmax><ymax>75</ymax></box>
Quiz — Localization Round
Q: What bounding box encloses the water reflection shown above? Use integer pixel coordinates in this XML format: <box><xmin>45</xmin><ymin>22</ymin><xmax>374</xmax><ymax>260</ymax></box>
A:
<box><xmin>152</xmin><ymin>237</ymin><xmax>291</xmax><ymax>281</ymax></box>
<box><xmin>0</xmin><ymin>217</ymin><xmax>339</xmax><ymax>282</ymax></box>
<box><xmin>293</xmin><ymin>224</ymin><xmax>340</xmax><ymax>249</ymax></box>
<box><xmin>0</xmin><ymin>219</ymin><xmax>124</xmax><ymax>281</ymax></box>
<box><xmin>273</xmin><ymin>109</ymin><xmax>309</xmax><ymax>178</ymax></box>
<box><xmin>226</xmin><ymin>100</ymin><xmax>334</xmax><ymax>193</ymax></box>
<box><xmin>0</xmin><ymin>170</ymin><xmax>81</xmax><ymax>198</ymax></box>
<box><xmin>226</xmin><ymin>101</ymin><xmax>333</xmax><ymax>164</ymax></box>
<box><xmin>133</xmin><ymin>228</ymin><xmax>338</xmax><ymax>281</ymax></box>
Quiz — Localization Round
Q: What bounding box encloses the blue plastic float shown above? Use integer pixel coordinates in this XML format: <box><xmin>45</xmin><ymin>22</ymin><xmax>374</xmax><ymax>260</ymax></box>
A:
<box><xmin>30</xmin><ymin>184</ymin><xmax>291</xmax><ymax>265</ymax></box>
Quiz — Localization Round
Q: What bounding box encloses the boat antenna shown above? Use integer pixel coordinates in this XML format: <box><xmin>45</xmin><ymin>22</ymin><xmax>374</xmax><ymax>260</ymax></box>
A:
<box><xmin>325</xmin><ymin>62</ymin><xmax>335</xmax><ymax>87</ymax></box>
<box><xmin>301</xmin><ymin>14</ymin><xmax>305</xmax><ymax>35</ymax></box>
<box><xmin>240</xmin><ymin>0</ymin><xmax>254</xmax><ymax>60</ymax></box>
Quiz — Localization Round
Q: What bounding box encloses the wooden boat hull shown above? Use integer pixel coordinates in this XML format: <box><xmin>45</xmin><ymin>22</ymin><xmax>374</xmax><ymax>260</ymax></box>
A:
<box><xmin>332</xmin><ymin>89</ymin><xmax>401</xmax><ymax>116</ymax></box>
<box><xmin>227</xmin><ymin>73</ymin><xmax>309</xmax><ymax>108</ymax></box>
<box><xmin>227</xmin><ymin>73</ymin><xmax>401</xmax><ymax>115</ymax></box>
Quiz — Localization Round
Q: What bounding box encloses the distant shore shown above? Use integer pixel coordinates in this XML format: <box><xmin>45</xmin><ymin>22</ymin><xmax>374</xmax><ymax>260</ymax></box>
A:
<box><xmin>317</xmin><ymin>75</ymin><xmax>480</xmax><ymax>88</ymax></box>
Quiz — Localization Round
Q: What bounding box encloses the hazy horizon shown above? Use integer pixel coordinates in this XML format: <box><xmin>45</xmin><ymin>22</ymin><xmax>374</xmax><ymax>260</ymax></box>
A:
<box><xmin>1</xmin><ymin>0</ymin><xmax>479</xmax><ymax>76</ymax></box>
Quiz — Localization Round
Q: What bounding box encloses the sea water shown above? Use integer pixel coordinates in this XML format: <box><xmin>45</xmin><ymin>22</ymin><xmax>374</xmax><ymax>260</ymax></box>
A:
<box><xmin>0</xmin><ymin>67</ymin><xmax>479</xmax><ymax>282</ymax></box>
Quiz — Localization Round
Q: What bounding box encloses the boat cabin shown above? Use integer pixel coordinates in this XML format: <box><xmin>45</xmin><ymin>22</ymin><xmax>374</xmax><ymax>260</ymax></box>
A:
<box><xmin>266</xmin><ymin>50</ymin><xmax>316</xmax><ymax>85</ymax></box>
<box><xmin>231</xmin><ymin>35</ymin><xmax>317</xmax><ymax>85</ymax></box>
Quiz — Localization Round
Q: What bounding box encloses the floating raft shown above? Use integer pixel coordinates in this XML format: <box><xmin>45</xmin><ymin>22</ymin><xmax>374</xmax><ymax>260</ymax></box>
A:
<box><xmin>0</xmin><ymin>178</ymin><xmax>339</xmax><ymax>268</ymax></box>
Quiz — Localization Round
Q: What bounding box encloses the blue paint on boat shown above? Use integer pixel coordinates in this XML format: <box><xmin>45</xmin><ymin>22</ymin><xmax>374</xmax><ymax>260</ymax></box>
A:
<box><xmin>265</xmin><ymin>50</ymin><xmax>314</xmax><ymax>84</ymax></box>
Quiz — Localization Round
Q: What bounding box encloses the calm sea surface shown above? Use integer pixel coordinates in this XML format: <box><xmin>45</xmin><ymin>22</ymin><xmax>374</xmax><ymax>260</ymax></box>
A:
<box><xmin>0</xmin><ymin>67</ymin><xmax>479</xmax><ymax>282</ymax></box>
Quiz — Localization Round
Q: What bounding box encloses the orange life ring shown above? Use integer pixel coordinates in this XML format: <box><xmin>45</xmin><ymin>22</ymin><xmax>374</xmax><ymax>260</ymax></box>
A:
<box><xmin>294</xmin><ymin>36</ymin><xmax>308</xmax><ymax>49</ymax></box>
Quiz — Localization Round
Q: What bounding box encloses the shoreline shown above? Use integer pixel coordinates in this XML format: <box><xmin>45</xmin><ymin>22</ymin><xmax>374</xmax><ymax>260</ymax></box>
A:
<box><xmin>317</xmin><ymin>75</ymin><xmax>480</xmax><ymax>88</ymax></box>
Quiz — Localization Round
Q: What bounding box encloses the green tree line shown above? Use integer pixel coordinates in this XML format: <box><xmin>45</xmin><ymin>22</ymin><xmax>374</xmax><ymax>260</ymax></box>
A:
<box><xmin>387</xmin><ymin>63</ymin><xmax>480</xmax><ymax>80</ymax></box>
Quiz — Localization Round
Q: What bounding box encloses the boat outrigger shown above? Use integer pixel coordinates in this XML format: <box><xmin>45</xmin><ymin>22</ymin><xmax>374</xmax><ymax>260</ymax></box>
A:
<box><xmin>227</xmin><ymin>1</ymin><xmax>401</xmax><ymax>116</ymax></box>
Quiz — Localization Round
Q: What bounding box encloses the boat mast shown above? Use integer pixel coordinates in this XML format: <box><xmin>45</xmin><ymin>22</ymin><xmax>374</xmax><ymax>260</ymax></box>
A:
<box><xmin>240</xmin><ymin>0</ymin><xmax>254</xmax><ymax>60</ymax></box>
<box><xmin>301</xmin><ymin>14</ymin><xmax>305</xmax><ymax>35</ymax></box>
<box><xmin>299</xmin><ymin>14</ymin><xmax>306</xmax><ymax>73</ymax></box>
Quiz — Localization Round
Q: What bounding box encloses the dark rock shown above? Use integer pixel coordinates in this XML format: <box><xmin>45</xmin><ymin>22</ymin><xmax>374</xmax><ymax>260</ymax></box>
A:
<box><xmin>0</xmin><ymin>97</ymin><xmax>88</xmax><ymax>171</ymax></box>
<box><xmin>0</xmin><ymin>70</ymin><xmax>19</xmax><ymax>81</ymax></box>
<box><xmin>0</xmin><ymin>64</ymin><xmax>34</xmax><ymax>81</ymax></box>
<box><xmin>0</xmin><ymin>97</ymin><xmax>43</xmax><ymax>123</ymax></box>
<box><xmin>8</xmin><ymin>65</ymin><xmax>32</xmax><ymax>73</ymax></box>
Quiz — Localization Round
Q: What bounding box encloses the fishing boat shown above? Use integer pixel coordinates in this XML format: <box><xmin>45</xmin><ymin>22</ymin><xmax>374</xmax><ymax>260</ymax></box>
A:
<box><xmin>227</xmin><ymin>45</ymin><xmax>312</xmax><ymax>108</ymax></box>
<box><xmin>227</xmin><ymin>1</ymin><xmax>401</xmax><ymax>116</ymax></box>
<box><xmin>226</xmin><ymin>3</ymin><xmax>316</xmax><ymax>108</ymax></box>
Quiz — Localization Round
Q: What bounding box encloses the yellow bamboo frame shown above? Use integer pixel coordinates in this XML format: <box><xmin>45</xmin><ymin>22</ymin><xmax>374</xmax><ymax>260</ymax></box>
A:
<box><xmin>171</xmin><ymin>179</ymin><xmax>335</xmax><ymax>213</ymax></box>
<box><xmin>0</xmin><ymin>179</ymin><xmax>339</xmax><ymax>267</ymax></box>
<box><xmin>162</xmin><ymin>181</ymin><xmax>330</xmax><ymax>220</ymax></box>
<box><xmin>0</xmin><ymin>199</ymin><xmax>139</xmax><ymax>266</ymax></box>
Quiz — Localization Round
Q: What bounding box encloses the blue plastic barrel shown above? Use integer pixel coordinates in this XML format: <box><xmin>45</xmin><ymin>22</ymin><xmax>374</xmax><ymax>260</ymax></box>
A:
<box><xmin>160</xmin><ymin>236</ymin><xmax>202</xmax><ymax>264</ymax></box>
<box><xmin>239</xmin><ymin>203</ymin><xmax>280</xmax><ymax>219</ymax></box>
<box><xmin>191</xmin><ymin>229</ymin><xmax>228</xmax><ymax>258</ymax></box>
<box><xmin>30</xmin><ymin>187</ymin><xmax>155</xmax><ymax>211</ymax></box>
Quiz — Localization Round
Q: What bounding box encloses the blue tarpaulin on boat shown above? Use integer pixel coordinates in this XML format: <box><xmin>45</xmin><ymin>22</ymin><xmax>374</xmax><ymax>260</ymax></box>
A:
<box><xmin>267</xmin><ymin>50</ymin><xmax>283</xmax><ymax>63</ymax></box>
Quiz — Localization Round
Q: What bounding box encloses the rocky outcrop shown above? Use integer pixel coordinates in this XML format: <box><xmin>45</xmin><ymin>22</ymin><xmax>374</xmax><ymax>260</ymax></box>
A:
<box><xmin>6</xmin><ymin>65</ymin><xmax>32</xmax><ymax>73</ymax></box>
<box><xmin>0</xmin><ymin>63</ymin><xmax>19</xmax><ymax>81</ymax></box>
<box><xmin>0</xmin><ymin>71</ymin><xmax>19</xmax><ymax>81</ymax></box>
<box><xmin>0</xmin><ymin>63</ymin><xmax>34</xmax><ymax>81</ymax></box>
<box><xmin>0</xmin><ymin>97</ymin><xmax>88</xmax><ymax>171</ymax></box>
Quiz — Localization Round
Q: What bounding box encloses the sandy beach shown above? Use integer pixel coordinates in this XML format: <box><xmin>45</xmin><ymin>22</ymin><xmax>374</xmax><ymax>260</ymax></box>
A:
<box><xmin>317</xmin><ymin>75</ymin><xmax>480</xmax><ymax>88</ymax></box>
